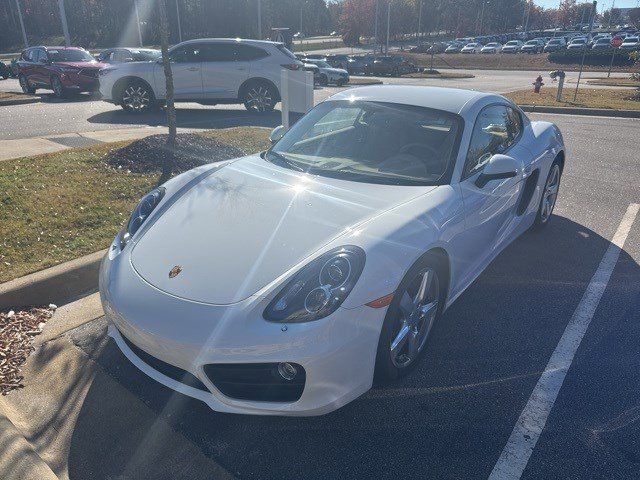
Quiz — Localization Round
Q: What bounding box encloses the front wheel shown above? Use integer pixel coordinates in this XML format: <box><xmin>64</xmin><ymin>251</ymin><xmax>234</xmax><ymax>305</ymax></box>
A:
<box><xmin>19</xmin><ymin>74</ymin><xmax>36</xmax><ymax>94</ymax></box>
<box><xmin>243</xmin><ymin>82</ymin><xmax>277</xmax><ymax>113</ymax></box>
<box><xmin>120</xmin><ymin>81</ymin><xmax>155</xmax><ymax>113</ymax></box>
<box><xmin>51</xmin><ymin>76</ymin><xmax>67</xmax><ymax>98</ymax></box>
<box><xmin>375</xmin><ymin>254</ymin><xmax>445</xmax><ymax>381</ymax></box>
<box><xmin>532</xmin><ymin>161</ymin><xmax>561</xmax><ymax>230</ymax></box>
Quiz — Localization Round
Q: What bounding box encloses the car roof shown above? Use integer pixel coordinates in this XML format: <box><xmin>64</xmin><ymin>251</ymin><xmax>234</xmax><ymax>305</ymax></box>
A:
<box><xmin>40</xmin><ymin>46</ymin><xmax>84</xmax><ymax>50</ymax></box>
<box><xmin>178</xmin><ymin>38</ymin><xmax>280</xmax><ymax>47</ymax></box>
<box><xmin>327</xmin><ymin>86</ymin><xmax>497</xmax><ymax>115</ymax></box>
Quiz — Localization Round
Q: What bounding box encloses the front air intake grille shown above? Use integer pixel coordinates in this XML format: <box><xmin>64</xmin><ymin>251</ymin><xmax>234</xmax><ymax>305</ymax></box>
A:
<box><xmin>120</xmin><ymin>333</ymin><xmax>208</xmax><ymax>392</ymax></box>
<box><xmin>80</xmin><ymin>68</ymin><xmax>99</xmax><ymax>78</ymax></box>
<box><xmin>203</xmin><ymin>363</ymin><xmax>305</xmax><ymax>402</ymax></box>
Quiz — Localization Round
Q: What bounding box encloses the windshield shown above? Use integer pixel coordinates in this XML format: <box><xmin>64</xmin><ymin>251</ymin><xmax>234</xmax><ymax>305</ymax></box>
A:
<box><xmin>129</xmin><ymin>49</ymin><xmax>161</xmax><ymax>61</ymax></box>
<box><xmin>266</xmin><ymin>100</ymin><xmax>462</xmax><ymax>186</ymax></box>
<box><xmin>572</xmin><ymin>39</ymin><xmax>586</xmax><ymax>44</ymax></box>
<box><xmin>48</xmin><ymin>49</ymin><xmax>95</xmax><ymax>62</ymax></box>
<box><xmin>310</xmin><ymin>60</ymin><xmax>331</xmax><ymax>68</ymax></box>
<box><xmin>505</xmin><ymin>41</ymin><xmax>518</xmax><ymax>45</ymax></box>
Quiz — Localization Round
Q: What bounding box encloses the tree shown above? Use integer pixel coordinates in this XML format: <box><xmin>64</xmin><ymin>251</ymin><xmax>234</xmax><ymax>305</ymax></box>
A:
<box><xmin>158</xmin><ymin>0</ymin><xmax>177</xmax><ymax>185</ymax></box>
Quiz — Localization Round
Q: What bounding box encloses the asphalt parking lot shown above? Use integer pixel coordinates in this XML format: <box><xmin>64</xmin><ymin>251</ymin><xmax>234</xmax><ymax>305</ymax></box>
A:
<box><xmin>15</xmin><ymin>112</ymin><xmax>637</xmax><ymax>479</ymax></box>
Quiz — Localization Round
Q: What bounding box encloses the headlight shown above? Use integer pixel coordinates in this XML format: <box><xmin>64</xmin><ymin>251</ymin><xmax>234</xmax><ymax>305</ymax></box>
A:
<box><xmin>264</xmin><ymin>246</ymin><xmax>365</xmax><ymax>323</ymax></box>
<box><xmin>119</xmin><ymin>187</ymin><xmax>165</xmax><ymax>248</ymax></box>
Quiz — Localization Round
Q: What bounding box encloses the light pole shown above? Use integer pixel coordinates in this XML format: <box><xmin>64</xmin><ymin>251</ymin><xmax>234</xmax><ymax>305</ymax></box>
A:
<box><xmin>374</xmin><ymin>0</ymin><xmax>380</xmax><ymax>53</ymax></box>
<box><xmin>57</xmin><ymin>0</ymin><xmax>71</xmax><ymax>47</ymax></box>
<box><xmin>574</xmin><ymin>0</ymin><xmax>597</xmax><ymax>101</ymax></box>
<box><xmin>386</xmin><ymin>1</ymin><xmax>391</xmax><ymax>55</ymax></box>
<box><xmin>257</xmin><ymin>0</ymin><xmax>262</xmax><ymax>39</ymax></box>
<box><xmin>133</xmin><ymin>0</ymin><xmax>143</xmax><ymax>47</ymax></box>
<box><xmin>417</xmin><ymin>0</ymin><xmax>423</xmax><ymax>41</ymax></box>
<box><xmin>478</xmin><ymin>0</ymin><xmax>489</xmax><ymax>36</ymax></box>
<box><xmin>176</xmin><ymin>0</ymin><xmax>182</xmax><ymax>42</ymax></box>
<box><xmin>14</xmin><ymin>0</ymin><xmax>28</xmax><ymax>48</ymax></box>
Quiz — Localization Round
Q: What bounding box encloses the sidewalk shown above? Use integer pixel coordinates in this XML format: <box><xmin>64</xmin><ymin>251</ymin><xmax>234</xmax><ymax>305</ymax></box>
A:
<box><xmin>0</xmin><ymin>125</ymin><xmax>206</xmax><ymax>162</ymax></box>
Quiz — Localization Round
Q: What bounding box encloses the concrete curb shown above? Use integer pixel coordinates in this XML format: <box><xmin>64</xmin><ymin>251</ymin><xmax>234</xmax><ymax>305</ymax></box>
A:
<box><xmin>519</xmin><ymin>104</ymin><xmax>640</xmax><ymax>118</ymax></box>
<box><xmin>0</xmin><ymin>96</ymin><xmax>40</xmax><ymax>107</ymax></box>
<box><xmin>0</xmin><ymin>249</ymin><xmax>106</xmax><ymax>310</ymax></box>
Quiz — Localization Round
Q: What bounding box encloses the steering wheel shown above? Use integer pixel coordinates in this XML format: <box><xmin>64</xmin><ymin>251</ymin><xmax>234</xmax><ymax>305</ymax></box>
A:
<box><xmin>399</xmin><ymin>142</ymin><xmax>440</xmax><ymax>159</ymax></box>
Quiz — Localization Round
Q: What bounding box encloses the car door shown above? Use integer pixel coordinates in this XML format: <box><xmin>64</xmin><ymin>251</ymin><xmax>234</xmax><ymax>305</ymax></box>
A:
<box><xmin>457</xmin><ymin>104</ymin><xmax>527</xmax><ymax>283</ymax></box>
<box><xmin>32</xmin><ymin>48</ymin><xmax>49</xmax><ymax>86</ymax></box>
<box><xmin>200</xmin><ymin>43</ymin><xmax>255</xmax><ymax>100</ymax></box>
<box><xmin>154</xmin><ymin>44</ymin><xmax>203</xmax><ymax>100</ymax></box>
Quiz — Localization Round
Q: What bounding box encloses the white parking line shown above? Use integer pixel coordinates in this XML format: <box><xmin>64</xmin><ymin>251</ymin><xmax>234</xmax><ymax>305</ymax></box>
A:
<box><xmin>489</xmin><ymin>203</ymin><xmax>640</xmax><ymax>480</ymax></box>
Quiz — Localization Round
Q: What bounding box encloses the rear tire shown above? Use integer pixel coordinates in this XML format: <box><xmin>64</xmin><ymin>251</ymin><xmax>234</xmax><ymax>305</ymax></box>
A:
<box><xmin>242</xmin><ymin>81</ymin><xmax>277</xmax><ymax>113</ymax></box>
<box><xmin>19</xmin><ymin>74</ymin><xmax>36</xmax><ymax>94</ymax></box>
<box><xmin>374</xmin><ymin>253</ymin><xmax>447</xmax><ymax>382</ymax></box>
<box><xmin>532</xmin><ymin>160</ymin><xmax>562</xmax><ymax>230</ymax></box>
<box><xmin>120</xmin><ymin>80</ymin><xmax>155</xmax><ymax>114</ymax></box>
<box><xmin>318</xmin><ymin>74</ymin><xmax>328</xmax><ymax>86</ymax></box>
<box><xmin>51</xmin><ymin>76</ymin><xmax>67</xmax><ymax>99</ymax></box>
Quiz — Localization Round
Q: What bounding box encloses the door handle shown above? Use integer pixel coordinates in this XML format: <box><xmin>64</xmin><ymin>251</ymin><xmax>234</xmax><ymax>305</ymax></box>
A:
<box><xmin>187</xmin><ymin>67</ymin><xmax>200</xmax><ymax>71</ymax></box>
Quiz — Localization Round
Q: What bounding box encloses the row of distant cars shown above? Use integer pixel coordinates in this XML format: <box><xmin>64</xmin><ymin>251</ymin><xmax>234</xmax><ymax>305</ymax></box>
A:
<box><xmin>298</xmin><ymin>53</ymin><xmax>419</xmax><ymax>77</ymax></box>
<box><xmin>416</xmin><ymin>31</ymin><xmax>640</xmax><ymax>55</ymax></box>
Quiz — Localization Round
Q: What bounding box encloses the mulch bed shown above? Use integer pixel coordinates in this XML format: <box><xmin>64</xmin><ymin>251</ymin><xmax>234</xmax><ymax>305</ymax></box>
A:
<box><xmin>1</xmin><ymin>305</ymin><xmax>55</xmax><ymax>395</ymax></box>
<box><xmin>104</xmin><ymin>133</ymin><xmax>244</xmax><ymax>175</ymax></box>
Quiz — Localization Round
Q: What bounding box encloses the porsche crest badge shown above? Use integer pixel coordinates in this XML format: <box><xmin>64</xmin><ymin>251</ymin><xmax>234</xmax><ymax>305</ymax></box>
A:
<box><xmin>169</xmin><ymin>265</ymin><xmax>183</xmax><ymax>278</ymax></box>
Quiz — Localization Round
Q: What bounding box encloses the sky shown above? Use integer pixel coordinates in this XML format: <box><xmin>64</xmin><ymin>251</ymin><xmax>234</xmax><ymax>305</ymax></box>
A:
<box><xmin>534</xmin><ymin>0</ymin><xmax>639</xmax><ymax>11</ymax></box>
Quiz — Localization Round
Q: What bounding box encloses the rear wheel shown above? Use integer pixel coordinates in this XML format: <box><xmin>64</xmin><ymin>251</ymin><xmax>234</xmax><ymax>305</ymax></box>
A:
<box><xmin>375</xmin><ymin>254</ymin><xmax>446</xmax><ymax>381</ymax></box>
<box><xmin>243</xmin><ymin>81</ymin><xmax>277</xmax><ymax>113</ymax></box>
<box><xmin>532</xmin><ymin>160</ymin><xmax>561</xmax><ymax>230</ymax></box>
<box><xmin>19</xmin><ymin>74</ymin><xmax>36</xmax><ymax>94</ymax></box>
<box><xmin>120</xmin><ymin>80</ymin><xmax>155</xmax><ymax>113</ymax></box>
<box><xmin>318</xmin><ymin>74</ymin><xmax>328</xmax><ymax>86</ymax></box>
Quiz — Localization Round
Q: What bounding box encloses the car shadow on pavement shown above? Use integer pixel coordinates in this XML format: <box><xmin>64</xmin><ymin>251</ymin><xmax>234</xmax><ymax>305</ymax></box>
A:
<box><xmin>86</xmin><ymin>108</ymin><xmax>283</xmax><ymax>130</ymax></box>
<box><xmin>59</xmin><ymin>215</ymin><xmax>639</xmax><ymax>480</ymax></box>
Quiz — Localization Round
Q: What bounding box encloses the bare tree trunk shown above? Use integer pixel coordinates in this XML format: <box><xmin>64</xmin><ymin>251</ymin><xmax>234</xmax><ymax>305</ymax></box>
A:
<box><xmin>158</xmin><ymin>0</ymin><xmax>177</xmax><ymax>185</ymax></box>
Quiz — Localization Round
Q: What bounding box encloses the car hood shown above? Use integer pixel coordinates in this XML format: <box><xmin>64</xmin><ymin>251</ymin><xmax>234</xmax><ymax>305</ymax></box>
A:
<box><xmin>56</xmin><ymin>61</ymin><xmax>106</xmax><ymax>69</ymax></box>
<box><xmin>131</xmin><ymin>155</ymin><xmax>433</xmax><ymax>305</ymax></box>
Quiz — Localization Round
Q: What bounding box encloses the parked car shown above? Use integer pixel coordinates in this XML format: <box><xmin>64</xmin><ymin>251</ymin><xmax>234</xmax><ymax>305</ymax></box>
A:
<box><xmin>329</xmin><ymin>31</ymin><xmax>339</xmax><ymax>37</ymax></box>
<box><xmin>543</xmin><ymin>38</ymin><xmax>566</xmax><ymax>52</ymax></box>
<box><xmin>461</xmin><ymin>42</ymin><xmax>482</xmax><ymax>53</ymax></box>
<box><xmin>17</xmin><ymin>46</ymin><xmax>107</xmax><ymax>98</ymax></box>
<box><xmin>501</xmin><ymin>40</ymin><xmax>524</xmax><ymax>53</ymax></box>
<box><xmin>0</xmin><ymin>61</ymin><xmax>12</xmax><ymax>79</ymax></box>
<box><xmin>591</xmin><ymin>38</ymin><xmax>613</xmax><ymax>51</ymax></box>
<box><xmin>99</xmin><ymin>38</ymin><xmax>303</xmax><ymax>113</ymax></box>
<box><xmin>619</xmin><ymin>36</ymin><xmax>640</xmax><ymax>51</ymax></box>
<box><xmin>100</xmin><ymin>85</ymin><xmax>565</xmax><ymax>416</ymax></box>
<box><xmin>480</xmin><ymin>42</ymin><xmax>502</xmax><ymax>54</ymax></box>
<box><xmin>520</xmin><ymin>39</ymin><xmax>544</xmax><ymax>54</ymax></box>
<box><xmin>444</xmin><ymin>42</ymin><xmax>464</xmax><ymax>53</ymax></box>
<box><xmin>302</xmin><ymin>62</ymin><xmax>320</xmax><ymax>82</ymax></box>
<box><xmin>366</xmin><ymin>56</ymin><xmax>417</xmax><ymax>76</ymax></box>
<box><xmin>567</xmin><ymin>38</ymin><xmax>588</xmax><ymax>51</ymax></box>
<box><xmin>293</xmin><ymin>32</ymin><xmax>306</xmax><ymax>39</ymax></box>
<box><xmin>96</xmin><ymin>48</ymin><xmax>160</xmax><ymax>64</ymax></box>
<box><xmin>305</xmin><ymin>59</ymin><xmax>349</xmax><ymax>85</ymax></box>
<box><xmin>325</xmin><ymin>54</ymin><xmax>349</xmax><ymax>69</ymax></box>
<box><xmin>410</xmin><ymin>42</ymin><xmax>431</xmax><ymax>53</ymax></box>
<box><xmin>346</xmin><ymin>55</ymin><xmax>374</xmax><ymax>74</ymax></box>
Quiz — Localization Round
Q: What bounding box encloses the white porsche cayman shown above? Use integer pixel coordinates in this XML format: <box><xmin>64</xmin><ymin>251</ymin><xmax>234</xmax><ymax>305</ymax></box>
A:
<box><xmin>100</xmin><ymin>86</ymin><xmax>565</xmax><ymax>416</ymax></box>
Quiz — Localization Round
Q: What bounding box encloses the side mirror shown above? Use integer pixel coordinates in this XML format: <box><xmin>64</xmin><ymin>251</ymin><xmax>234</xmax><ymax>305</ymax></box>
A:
<box><xmin>475</xmin><ymin>154</ymin><xmax>520</xmax><ymax>188</ymax></box>
<box><xmin>269</xmin><ymin>125</ymin><xmax>286</xmax><ymax>144</ymax></box>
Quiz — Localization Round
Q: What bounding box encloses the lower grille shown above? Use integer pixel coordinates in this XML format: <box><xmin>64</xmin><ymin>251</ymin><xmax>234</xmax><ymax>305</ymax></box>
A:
<box><xmin>120</xmin><ymin>332</ymin><xmax>208</xmax><ymax>392</ymax></box>
<box><xmin>80</xmin><ymin>68</ymin><xmax>100</xmax><ymax>78</ymax></box>
<box><xmin>203</xmin><ymin>363</ymin><xmax>305</xmax><ymax>402</ymax></box>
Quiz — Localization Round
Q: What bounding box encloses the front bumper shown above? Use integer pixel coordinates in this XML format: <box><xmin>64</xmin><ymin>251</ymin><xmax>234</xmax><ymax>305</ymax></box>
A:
<box><xmin>99</xmin><ymin>246</ymin><xmax>386</xmax><ymax>416</ymax></box>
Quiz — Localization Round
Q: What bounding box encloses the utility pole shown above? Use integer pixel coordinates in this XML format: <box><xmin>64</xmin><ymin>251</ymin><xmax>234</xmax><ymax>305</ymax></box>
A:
<box><xmin>374</xmin><ymin>0</ymin><xmax>380</xmax><ymax>53</ymax></box>
<box><xmin>574</xmin><ymin>0</ymin><xmax>597</xmax><ymax>101</ymax></box>
<box><xmin>417</xmin><ymin>0</ymin><xmax>423</xmax><ymax>41</ymax></box>
<box><xmin>478</xmin><ymin>0</ymin><xmax>489</xmax><ymax>36</ymax></box>
<box><xmin>14</xmin><ymin>0</ymin><xmax>28</xmax><ymax>48</ymax></box>
<box><xmin>176</xmin><ymin>0</ymin><xmax>182</xmax><ymax>42</ymax></box>
<box><xmin>257</xmin><ymin>0</ymin><xmax>262</xmax><ymax>39</ymax></box>
<box><xmin>386</xmin><ymin>1</ymin><xmax>391</xmax><ymax>55</ymax></box>
<box><xmin>134</xmin><ymin>0</ymin><xmax>143</xmax><ymax>47</ymax></box>
<box><xmin>524</xmin><ymin>0</ymin><xmax>532</xmax><ymax>34</ymax></box>
<box><xmin>57</xmin><ymin>0</ymin><xmax>71</xmax><ymax>46</ymax></box>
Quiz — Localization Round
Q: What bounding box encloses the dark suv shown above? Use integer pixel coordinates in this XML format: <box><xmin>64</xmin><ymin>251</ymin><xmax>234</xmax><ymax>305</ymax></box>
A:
<box><xmin>366</xmin><ymin>56</ymin><xmax>418</xmax><ymax>76</ymax></box>
<box><xmin>17</xmin><ymin>46</ymin><xmax>106</xmax><ymax>98</ymax></box>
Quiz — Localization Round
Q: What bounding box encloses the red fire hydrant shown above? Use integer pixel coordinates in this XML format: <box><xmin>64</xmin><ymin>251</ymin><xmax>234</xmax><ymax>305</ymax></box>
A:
<box><xmin>533</xmin><ymin>75</ymin><xmax>544</xmax><ymax>93</ymax></box>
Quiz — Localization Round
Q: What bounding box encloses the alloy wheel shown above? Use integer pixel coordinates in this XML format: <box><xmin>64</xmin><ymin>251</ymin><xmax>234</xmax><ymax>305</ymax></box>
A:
<box><xmin>52</xmin><ymin>77</ymin><xmax>63</xmax><ymax>97</ymax></box>
<box><xmin>540</xmin><ymin>164</ymin><xmax>560</xmax><ymax>223</ymax></box>
<box><xmin>122</xmin><ymin>85</ymin><xmax>151</xmax><ymax>112</ymax></box>
<box><xmin>19</xmin><ymin>75</ymin><xmax>31</xmax><ymax>94</ymax></box>
<box><xmin>390</xmin><ymin>268</ymin><xmax>440</xmax><ymax>368</ymax></box>
<box><xmin>245</xmin><ymin>85</ymin><xmax>273</xmax><ymax>112</ymax></box>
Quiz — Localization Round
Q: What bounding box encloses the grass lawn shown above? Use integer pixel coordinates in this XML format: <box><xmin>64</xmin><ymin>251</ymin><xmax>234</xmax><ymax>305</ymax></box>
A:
<box><xmin>505</xmin><ymin>87</ymin><xmax>640</xmax><ymax>110</ymax></box>
<box><xmin>0</xmin><ymin>127</ymin><xmax>270</xmax><ymax>283</ymax></box>
<box><xmin>585</xmin><ymin>77</ymin><xmax>640</xmax><ymax>87</ymax></box>
<box><xmin>348</xmin><ymin>77</ymin><xmax>384</xmax><ymax>85</ymax></box>
<box><xmin>0</xmin><ymin>91</ymin><xmax>38</xmax><ymax>102</ymax></box>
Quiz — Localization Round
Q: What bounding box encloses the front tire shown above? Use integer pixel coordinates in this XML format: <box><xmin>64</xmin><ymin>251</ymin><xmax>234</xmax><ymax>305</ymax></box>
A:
<box><xmin>19</xmin><ymin>74</ymin><xmax>36</xmax><ymax>94</ymax></box>
<box><xmin>51</xmin><ymin>76</ymin><xmax>67</xmax><ymax>98</ymax></box>
<box><xmin>375</xmin><ymin>253</ymin><xmax>446</xmax><ymax>381</ymax></box>
<box><xmin>243</xmin><ymin>81</ymin><xmax>277</xmax><ymax>113</ymax></box>
<box><xmin>532</xmin><ymin>160</ymin><xmax>561</xmax><ymax>230</ymax></box>
<box><xmin>120</xmin><ymin>80</ymin><xmax>155</xmax><ymax>114</ymax></box>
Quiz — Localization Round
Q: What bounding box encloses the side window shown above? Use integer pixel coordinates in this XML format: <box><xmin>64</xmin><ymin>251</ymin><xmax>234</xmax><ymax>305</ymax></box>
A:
<box><xmin>235</xmin><ymin>45</ymin><xmax>268</xmax><ymax>61</ymax></box>
<box><xmin>169</xmin><ymin>45</ymin><xmax>202</xmax><ymax>63</ymax></box>
<box><xmin>464</xmin><ymin>105</ymin><xmax>514</xmax><ymax>177</ymax></box>
<box><xmin>112</xmin><ymin>50</ymin><xmax>127</xmax><ymax>63</ymax></box>
<box><xmin>34</xmin><ymin>49</ymin><xmax>46</xmax><ymax>63</ymax></box>
<box><xmin>505</xmin><ymin>107</ymin><xmax>523</xmax><ymax>145</ymax></box>
<box><xmin>200</xmin><ymin>44</ymin><xmax>238</xmax><ymax>62</ymax></box>
<box><xmin>97</xmin><ymin>50</ymin><xmax>110</xmax><ymax>62</ymax></box>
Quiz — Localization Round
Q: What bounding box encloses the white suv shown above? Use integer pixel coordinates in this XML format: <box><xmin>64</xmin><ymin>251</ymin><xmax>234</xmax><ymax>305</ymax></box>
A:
<box><xmin>98</xmin><ymin>38</ymin><xmax>302</xmax><ymax>113</ymax></box>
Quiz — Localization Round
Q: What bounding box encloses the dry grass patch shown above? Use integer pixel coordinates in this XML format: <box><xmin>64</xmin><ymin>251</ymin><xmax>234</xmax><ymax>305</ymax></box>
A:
<box><xmin>405</xmin><ymin>71</ymin><xmax>475</xmax><ymax>79</ymax></box>
<box><xmin>0</xmin><ymin>127</ymin><xmax>270</xmax><ymax>282</ymax></box>
<box><xmin>505</xmin><ymin>87</ymin><xmax>640</xmax><ymax>110</ymax></box>
<box><xmin>585</xmin><ymin>77</ymin><xmax>640</xmax><ymax>87</ymax></box>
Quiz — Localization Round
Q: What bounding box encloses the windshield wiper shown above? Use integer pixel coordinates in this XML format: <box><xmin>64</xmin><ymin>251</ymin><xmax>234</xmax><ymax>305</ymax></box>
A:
<box><xmin>265</xmin><ymin>151</ymin><xmax>306</xmax><ymax>172</ymax></box>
